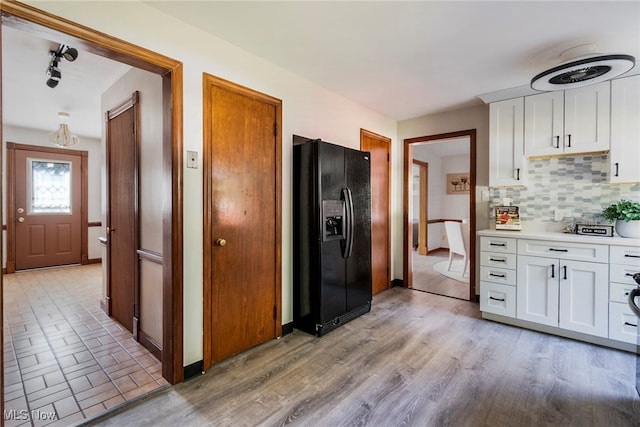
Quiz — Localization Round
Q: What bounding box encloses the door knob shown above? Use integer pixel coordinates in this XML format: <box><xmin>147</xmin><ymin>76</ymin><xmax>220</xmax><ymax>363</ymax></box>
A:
<box><xmin>216</xmin><ymin>238</ymin><xmax>227</xmax><ymax>247</ymax></box>
<box><xmin>18</xmin><ymin>217</ymin><xmax>24</xmax><ymax>223</ymax></box>
<box><xmin>107</xmin><ymin>227</ymin><xmax>116</xmax><ymax>233</ymax></box>
<box><xmin>17</xmin><ymin>208</ymin><xmax>24</xmax><ymax>214</ymax></box>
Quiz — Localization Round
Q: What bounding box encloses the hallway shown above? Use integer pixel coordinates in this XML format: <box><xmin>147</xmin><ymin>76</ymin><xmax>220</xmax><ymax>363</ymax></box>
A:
<box><xmin>3</xmin><ymin>264</ymin><xmax>166</xmax><ymax>426</ymax></box>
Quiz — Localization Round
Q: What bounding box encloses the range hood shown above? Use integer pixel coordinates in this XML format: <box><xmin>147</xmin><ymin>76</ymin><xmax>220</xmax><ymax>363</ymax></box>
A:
<box><xmin>531</xmin><ymin>45</ymin><xmax>635</xmax><ymax>91</ymax></box>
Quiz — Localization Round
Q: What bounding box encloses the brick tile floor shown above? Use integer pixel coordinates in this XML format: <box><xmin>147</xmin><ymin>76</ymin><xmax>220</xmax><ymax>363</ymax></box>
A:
<box><xmin>3</xmin><ymin>264</ymin><xmax>167</xmax><ymax>426</ymax></box>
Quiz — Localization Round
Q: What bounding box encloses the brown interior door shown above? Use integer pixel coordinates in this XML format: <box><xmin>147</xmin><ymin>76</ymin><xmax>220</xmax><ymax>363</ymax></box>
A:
<box><xmin>14</xmin><ymin>149</ymin><xmax>82</xmax><ymax>270</ymax></box>
<box><xmin>106</xmin><ymin>102</ymin><xmax>138</xmax><ymax>334</ymax></box>
<box><xmin>361</xmin><ymin>130</ymin><xmax>391</xmax><ymax>295</ymax></box>
<box><xmin>205</xmin><ymin>79</ymin><xmax>279</xmax><ymax>365</ymax></box>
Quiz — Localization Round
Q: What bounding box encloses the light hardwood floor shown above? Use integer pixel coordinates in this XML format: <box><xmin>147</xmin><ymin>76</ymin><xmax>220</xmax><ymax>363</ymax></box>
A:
<box><xmin>85</xmin><ymin>287</ymin><xmax>639</xmax><ymax>427</ymax></box>
<box><xmin>412</xmin><ymin>250</ymin><xmax>469</xmax><ymax>300</ymax></box>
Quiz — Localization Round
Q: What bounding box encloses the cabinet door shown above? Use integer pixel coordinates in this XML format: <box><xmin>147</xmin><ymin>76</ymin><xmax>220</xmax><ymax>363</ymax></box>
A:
<box><xmin>517</xmin><ymin>255</ymin><xmax>559</xmax><ymax>326</ymax></box>
<box><xmin>610</xmin><ymin>75</ymin><xmax>640</xmax><ymax>183</ymax></box>
<box><xmin>489</xmin><ymin>98</ymin><xmax>526</xmax><ymax>186</ymax></box>
<box><xmin>524</xmin><ymin>91</ymin><xmax>564</xmax><ymax>157</ymax></box>
<box><xmin>563</xmin><ymin>81</ymin><xmax>610</xmax><ymax>154</ymax></box>
<box><xmin>558</xmin><ymin>260</ymin><xmax>608</xmax><ymax>337</ymax></box>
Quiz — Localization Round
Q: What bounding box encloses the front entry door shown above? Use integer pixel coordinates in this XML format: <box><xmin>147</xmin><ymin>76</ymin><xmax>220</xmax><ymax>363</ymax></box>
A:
<box><xmin>106</xmin><ymin>93</ymin><xmax>139</xmax><ymax>334</ymax></box>
<box><xmin>12</xmin><ymin>146</ymin><xmax>83</xmax><ymax>270</ymax></box>
<box><xmin>203</xmin><ymin>74</ymin><xmax>282</xmax><ymax>368</ymax></box>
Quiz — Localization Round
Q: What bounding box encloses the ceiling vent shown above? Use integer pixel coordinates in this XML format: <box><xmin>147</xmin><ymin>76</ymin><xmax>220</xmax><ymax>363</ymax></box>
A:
<box><xmin>530</xmin><ymin>44</ymin><xmax>635</xmax><ymax>91</ymax></box>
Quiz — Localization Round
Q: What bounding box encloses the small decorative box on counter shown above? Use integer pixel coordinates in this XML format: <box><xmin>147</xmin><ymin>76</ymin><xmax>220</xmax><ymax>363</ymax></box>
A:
<box><xmin>576</xmin><ymin>224</ymin><xmax>614</xmax><ymax>237</ymax></box>
<box><xmin>495</xmin><ymin>206</ymin><xmax>521</xmax><ymax>230</ymax></box>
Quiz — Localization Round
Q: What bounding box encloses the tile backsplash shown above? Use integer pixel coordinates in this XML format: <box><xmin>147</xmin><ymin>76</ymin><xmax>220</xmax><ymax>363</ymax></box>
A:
<box><xmin>490</xmin><ymin>154</ymin><xmax>640</xmax><ymax>224</ymax></box>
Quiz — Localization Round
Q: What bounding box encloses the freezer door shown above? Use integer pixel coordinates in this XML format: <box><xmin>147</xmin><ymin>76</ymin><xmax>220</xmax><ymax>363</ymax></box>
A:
<box><xmin>318</xmin><ymin>142</ymin><xmax>348</xmax><ymax>322</ymax></box>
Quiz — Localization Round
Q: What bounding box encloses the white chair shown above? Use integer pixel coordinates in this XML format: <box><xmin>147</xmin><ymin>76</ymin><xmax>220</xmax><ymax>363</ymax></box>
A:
<box><xmin>444</xmin><ymin>221</ymin><xmax>469</xmax><ymax>277</ymax></box>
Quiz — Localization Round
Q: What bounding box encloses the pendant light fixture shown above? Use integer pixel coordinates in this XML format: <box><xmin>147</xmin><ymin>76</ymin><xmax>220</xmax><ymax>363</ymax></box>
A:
<box><xmin>49</xmin><ymin>112</ymin><xmax>79</xmax><ymax>147</ymax></box>
<box><xmin>531</xmin><ymin>44</ymin><xmax>635</xmax><ymax>91</ymax></box>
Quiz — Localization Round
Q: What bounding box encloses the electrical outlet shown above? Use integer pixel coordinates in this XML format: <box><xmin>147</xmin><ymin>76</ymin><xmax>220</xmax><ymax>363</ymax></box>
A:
<box><xmin>187</xmin><ymin>151</ymin><xmax>198</xmax><ymax>169</ymax></box>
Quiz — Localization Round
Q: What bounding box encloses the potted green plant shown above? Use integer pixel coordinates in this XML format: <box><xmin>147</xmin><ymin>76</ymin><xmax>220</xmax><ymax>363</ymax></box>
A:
<box><xmin>601</xmin><ymin>199</ymin><xmax>640</xmax><ymax>238</ymax></box>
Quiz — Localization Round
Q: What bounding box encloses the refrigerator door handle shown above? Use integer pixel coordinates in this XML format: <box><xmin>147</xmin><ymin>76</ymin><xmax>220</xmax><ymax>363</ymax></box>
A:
<box><xmin>341</xmin><ymin>187</ymin><xmax>354</xmax><ymax>259</ymax></box>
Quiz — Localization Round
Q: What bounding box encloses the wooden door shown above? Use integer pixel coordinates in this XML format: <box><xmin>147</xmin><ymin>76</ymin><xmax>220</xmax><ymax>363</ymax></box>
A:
<box><xmin>13</xmin><ymin>147</ymin><xmax>82</xmax><ymax>270</ymax></box>
<box><xmin>106</xmin><ymin>95</ymin><xmax>139</xmax><ymax>334</ymax></box>
<box><xmin>203</xmin><ymin>75</ymin><xmax>282</xmax><ymax>367</ymax></box>
<box><xmin>361</xmin><ymin>129</ymin><xmax>391</xmax><ymax>295</ymax></box>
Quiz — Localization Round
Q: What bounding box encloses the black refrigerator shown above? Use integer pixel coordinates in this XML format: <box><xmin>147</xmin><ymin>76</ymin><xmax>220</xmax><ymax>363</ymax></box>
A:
<box><xmin>293</xmin><ymin>136</ymin><xmax>372</xmax><ymax>336</ymax></box>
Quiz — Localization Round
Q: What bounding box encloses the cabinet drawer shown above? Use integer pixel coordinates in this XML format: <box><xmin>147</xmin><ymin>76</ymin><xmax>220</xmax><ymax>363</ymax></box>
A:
<box><xmin>480</xmin><ymin>282</ymin><xmax>516</xmax><ymax>318</ymax></box>
<box><xmin>610</xmin><ymin>245</ymin><xmax>640</xmax><ymax>267</ymax></box>
<box><xmin>609</xmin><ymin>301</ymin><xmax>638</xmax><ymax>344</ymax></box>
<box><xmin>480</xmin><ymin>252</ymin><xmax>517</xmax><ymax>269</ymax></box>
<box><xmin>610</xmin><ymin>282</ymin><xmax>640</xmax><ymax>304</ymax></box>
<box><xmin>480</xmin><ymin>236</ymin><xmax>516</xmax><ymax>254</ymax></box>
<box><xmin>610</xmin><ymin>264</ymin><xmax>640</xmax><ymax>285</ymax></box>
<box><xmin>517</xmin><ymin>239</ymin><xmax>608</xmax><ymax>263</ymax></box>
<box><xmin>480</xmin><ymin>266</ymin><xmax>516</xmax><ymax>286</ymax></box>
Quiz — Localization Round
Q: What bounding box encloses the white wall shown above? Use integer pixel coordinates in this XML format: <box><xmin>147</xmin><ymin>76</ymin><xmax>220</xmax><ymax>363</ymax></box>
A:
<box><xmin>26</xmin><ymin>1</ymin><xmax>397</xmax><ymax>366</ymax></box>
<box><xmin>2</xmin><ymin>124</ymin><xmax>103</xmax><ymax>264</ymax></box>
<box><xmin>412</xmin><ymin>148</ymin><xmax>470</xmax><ymax>251</ymax></box>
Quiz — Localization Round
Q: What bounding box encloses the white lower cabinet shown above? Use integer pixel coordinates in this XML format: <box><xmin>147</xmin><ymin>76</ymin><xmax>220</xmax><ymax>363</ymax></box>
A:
<box><xmin>608</xmin><ymin>245</ymin><xmax>640</xmax><ymax>344</ymax></box>
<box><xmin>517</xmin><ymin>255</ymin><xmax>608</xmax><ymax>337</ymax></box>
<box><xmin>478</xmin><ymin>231</ymin><xmax>639</xmax><ymax>351</ymax></box>
<box><xmin>479</xmin><ymin>236</ymin><xmax>517</xmax><ymax>318</ymax></box>
<box><xmin>480</xmin><ymin>282</ymin><xmax>516</xmax><ymax>317</ymax></box>
<box><xmin>516</xmin><ymin>255</ymin><xmax>559</xmax><ymax>327</ymax></box>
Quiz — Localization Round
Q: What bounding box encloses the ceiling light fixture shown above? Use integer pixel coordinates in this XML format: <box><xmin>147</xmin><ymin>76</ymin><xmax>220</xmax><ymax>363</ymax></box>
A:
<box><xmin>49</xmin><ymin>112</ymin><xmax>79</xmax><ymax>148</ymax></box>
<box><xmin>45</xmin><ymin>44</ymin><xmax>79</xmax><ymax>88</ymax></box>
<box><xmin>531</xmin><ymin>44</ymin><xmax>635</xmax><ymax>91</ymax></box>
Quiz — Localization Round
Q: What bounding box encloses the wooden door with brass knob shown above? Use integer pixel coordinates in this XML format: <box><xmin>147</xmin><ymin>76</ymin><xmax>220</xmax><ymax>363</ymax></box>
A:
<box><xmin>203</xmin><ymin>75</ymin><xmax>282</xmax><ymax>367</ymax></box>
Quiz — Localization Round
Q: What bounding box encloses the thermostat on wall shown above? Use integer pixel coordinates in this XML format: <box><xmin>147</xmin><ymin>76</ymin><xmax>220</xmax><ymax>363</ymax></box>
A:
<box><xmin>576</xmin><ymin>224</ymin><xmax>614</xmax><ymax>237</ymax></box>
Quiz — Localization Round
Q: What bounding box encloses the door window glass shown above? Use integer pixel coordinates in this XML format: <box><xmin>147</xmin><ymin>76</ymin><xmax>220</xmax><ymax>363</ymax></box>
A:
<box><xmin>28</xmin><ymin>159</ymin><xmax>72</xmax><ymax>214</ymax></box>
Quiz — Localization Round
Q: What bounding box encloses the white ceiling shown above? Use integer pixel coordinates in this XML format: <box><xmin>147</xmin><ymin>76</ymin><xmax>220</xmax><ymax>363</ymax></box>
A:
<box><xmin>2</xmin><ymin>26</ymin><xmax>131</xmax><ymax>139</ymax></box>
<box><xmin>2</xmin><ymin>1</ymin><xmax>639</xmax><ymax>139</ymax></box>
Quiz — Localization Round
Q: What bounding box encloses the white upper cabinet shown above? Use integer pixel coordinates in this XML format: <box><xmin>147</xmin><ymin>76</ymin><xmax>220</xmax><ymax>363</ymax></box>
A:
<box><xmin>610</xmin><ymin>75</ymin><xmax>640</xmax><ymax>184</ymax></box>
<box><xmin>524</xmin><ymin>81</ymin><xmax>611</xmax><ymax>157</ymax></box>
<box><xmin>563</xmin><ymin>81</ymin><xmax>611</xmax><ymax>154</ymax></box>
<box><xmin>524</xmin><ymin>91</ymin><xmax>564</xmax><ymax>157</ymax></box>
<box><xmin>489</xmin><ymin>98</ymin><xmax>526</xmax><ymax>186</ymax></box>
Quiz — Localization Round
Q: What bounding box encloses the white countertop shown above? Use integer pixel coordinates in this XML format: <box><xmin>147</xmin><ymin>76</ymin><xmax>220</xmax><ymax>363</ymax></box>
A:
<box><xmin>477</xmin><ymin>228</ymin><xmax>640</xmax><ymax>247</ymax></box>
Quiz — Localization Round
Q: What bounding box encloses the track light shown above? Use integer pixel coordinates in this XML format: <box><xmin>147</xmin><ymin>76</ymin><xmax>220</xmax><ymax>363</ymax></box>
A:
<box><xmin>46</xmin><ymin>59</ymin><xmax>61</xmax><ymax>88</ymax></box>
<box><xmin>45</xmin><ymin>43</ymin><xmax>79</xmax><ymax>88</ymax></box>
<box><xmin>61</xmin><ymin>46</ymin><xmax>78</xmax><ymax>62</ymax></box>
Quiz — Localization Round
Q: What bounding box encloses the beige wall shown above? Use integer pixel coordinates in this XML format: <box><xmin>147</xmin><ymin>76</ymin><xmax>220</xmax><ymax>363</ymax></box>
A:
<box><xmin>396</xmin><ymin>104</ymin><xmax>490</xmax><ymax>292</ymax></box>
<box><xmin>101</xmin><ymin>68</ymin><xmax>164</xmax><ymax>346</ymax></box>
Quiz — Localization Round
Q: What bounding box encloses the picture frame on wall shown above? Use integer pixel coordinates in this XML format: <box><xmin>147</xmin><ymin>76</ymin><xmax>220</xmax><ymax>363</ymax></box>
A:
<box><xmin>446</xmin><ymin>173</ymin><xmax>470</xmax><ymax>194</ymax></box>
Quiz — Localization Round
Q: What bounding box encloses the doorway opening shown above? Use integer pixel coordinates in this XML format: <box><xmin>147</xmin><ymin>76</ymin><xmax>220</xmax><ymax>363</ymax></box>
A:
<box><xmin>403</xmin><ymin>130</ymin><xmax>477</xmax><ymax>301</ymax></box>
<box><xmin>1</xmin><ymin>2</ymin><xmax>184</xmax><ymax>423</ymax></box>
